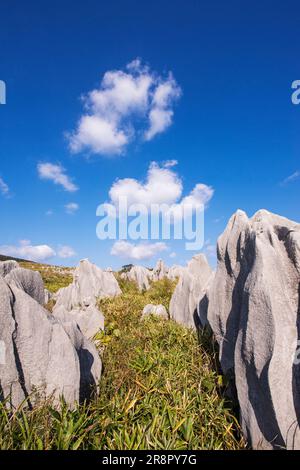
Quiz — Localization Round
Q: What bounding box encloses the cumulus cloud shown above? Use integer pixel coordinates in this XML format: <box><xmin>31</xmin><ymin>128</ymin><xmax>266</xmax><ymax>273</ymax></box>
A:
<box><xmin>57</xmin><ymin>245</ymin><xmax>76</xmax><ymax>258</ymax></box>
<box><xmin>108</xmin><ymin>162</ymin><xmax>214</xmax><ymax>215</ymax></box>
<box><xmin>0</xmin><ymin>176</ymin><xmax>10</xmax><ymax>197</ymax></box>
<box><xmin>65</xmin><ymin>202</ymin><xmax>79</xmax><ymax>214</ymax></box>
<box><xmin>38</xmin><ymin>163</ymin><xmax>78</xmax><ymax>192</ymax></box>
<box><xmin>145</xmin><ymin>76</ymin><xmax>181</xmax><ymax>141</ymax></box>
<box><xmin>68</xmin><ymin>59</ymin><xmax>181</xmax><ymax>156</ymax></box>
<box><xmin>111</xmin><ymin>240</ymin><xmax>167</xmax><ymax>260</ymax></box>
<box><xmin>109</xmin><ymin>162</ymin><xmax>182</xmax><ymax>208</ymax></box>
<box><xmin>169</xmin><ymin>252</ymin><xmax>177</xmax><ymax>258</ymax></box>
<box><xmin>0</xmin><ymin>240</ymin><xmax>56</xmax><ymax>262</ymax></box>
<box><xmin>179</xmin><ymin>183</ymin><xmax>214</xmax><ymax>209</ymax></box>
<box><xmin>0</xmin><ymin>240</ymin><xmax>77</xmax><ymax>262</ymax></box>
<box><xmin>69</xmin><ymin>115</ymin><xmax>128</xmax><ymax>155</ymax></box>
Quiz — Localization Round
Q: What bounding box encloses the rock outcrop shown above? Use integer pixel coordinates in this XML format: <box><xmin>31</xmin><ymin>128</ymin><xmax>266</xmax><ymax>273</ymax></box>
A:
<box><xmin>44</xmin><ymin>288</ymin><xmax>53</xmax><ymax>304</ymax></box>
<box><xmin>121</xmin><ymin>265</ymin><xmax>153</xmax><ymax>291</ymax></box>
<box><xmin>5</xmin><ymin>267</ymin><xmax>45</xmax><ymax>305</ymax></box>
<box><xmin>53</xmin><ymin>260</ymin><xmax>114</xmax><ymax>339</ymax></box>
<box><xmin>142</xmin><ymin>304</ymin><xmax>169</xmax><ymax>319</ymax></box>
<box><xmin>152</xmin><ymin>259</ymin><xmax>169</xmax><ymax>281</ymax></box>
<box><xmin>55</xmin><ymin>259</ymin><xmax>121</xmax><ymax>310</ymax></box>
<box><xmin>167</xmin><ymin>264</ymin><xmax>186</xmax><ymax>280</ymax></box>
<box><xmin>207</xmin><ymin>209</ymin><xmax>300</xmax><ymax>449</ymax></box>
<box><xmin>53</xmin><ymin>304</ymin><xmax>104</xmax><ymax>339</ymax></box>
<box><xmin>0</xmin><ymin>260</ymin><xmax>19</xmax><ymax>277</ymax></box>
<box><xmin>0</xmin><ymin>272</ymin><xmax>102</xmax><ymax>409</ymax></box>
<box><xmin>169</xmin><ymin>254</ymin><xmax>213</xmax><ymax>329</ymax></box>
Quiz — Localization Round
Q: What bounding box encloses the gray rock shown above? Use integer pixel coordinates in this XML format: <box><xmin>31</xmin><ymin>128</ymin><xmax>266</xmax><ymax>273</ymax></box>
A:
<box><xmin>61</xmin><ymin>321</ymin><xmax>102</xmax><ymax>401</ymax></box>
<box><xmin>142</xmin><ymin>304</ymin><xmax>168</xmax><ymax>319</ymax></box>
<box><xmin>44</xmin><ymin>288</ymin><xmax>53</xmax><ymax>305</ymax></box>
<box><xmin>53</xmin><ymin>304</ymin><xmax>105</xmax><ymax>339</ymax></box>
<box><xmin>0</xmin><ymin>275</ymin><xmax>102</xmax><ymax>409</ymax></box>
<box><xmin>122</xmin><ymin>265</ymin><xmax>153</xmax><ymax>291</ymax></box>
<box><xmin>169</xmin><ymin>254</ymin><xmax>213</xmax><ymax>328</ymax></box>
<box><xmin>167</xmin><ymin>264</ymin><xmax>186</xmax><ymax>280</ymax></box>
<box><xmin>55</xmin><ymin>259</ymin><xmax>121</xmax><ymax>310</ymax></box>
<box><xmin>207</xmin><ymin>209</ymin><xmax>300</xmax><ymax>449</ymax></box>
<box><xmin>152</xmin><ymin>259</ymin><xmax>169</xmax><ymax>281</ymax></box>
<box><xmin>197</xmin><ymin>272</ymin><xmax>215</xmax><ymax>328</ymax></box>
<box><xmin>0</xmin><ymin>260</ymin><xmax>19</xmax><ymax>277</ymax></box>
<box><xmin>5</xmin><ymin>267</ymin><xmax>45</xmax><ymax>305</ymax></box>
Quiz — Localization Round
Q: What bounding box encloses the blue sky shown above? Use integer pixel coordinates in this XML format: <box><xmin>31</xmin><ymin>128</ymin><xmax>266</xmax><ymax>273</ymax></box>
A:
<box><xmin>0</xmin><ymin>0</ymin><xmax>299</xmax><ymax>269</ymax></box>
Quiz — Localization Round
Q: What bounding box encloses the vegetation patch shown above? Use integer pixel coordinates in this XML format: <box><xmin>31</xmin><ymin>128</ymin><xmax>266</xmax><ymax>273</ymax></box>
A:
<box><xmin>19</xmin><ymin>261</ymin><xmax>73</xmax><ymax>293</ymax></box>
<box><xmin>0</xmin><ymin>273</ymin><xmax>245</xmax><ymax>450</ymax></box>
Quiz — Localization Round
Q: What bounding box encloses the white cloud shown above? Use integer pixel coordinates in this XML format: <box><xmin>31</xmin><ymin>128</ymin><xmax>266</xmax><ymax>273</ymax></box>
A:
<box><xmin>179</xmin><ymin>183</ymin><xmax>214</xmax><ymax>209</ymax></box>
<box><xmin>0</xmin><ymin>240</ymin><xmax>56</xmax><ymax>262</ymax></box>
<box><xmin>45</xmin><ymin>210</ymin><xmax>53</xmax><ymax>216</ymax></box>
<box><xmin>0</xmin><ymin>240</ymin><xmax>77</xmax><ymax>262</ymax></box>
<box><xmin>169</xmin><ymin>251</ymin><xmax>177</xmax><ymax>258</ymax></box>
<box><xmin>57</xmin><ymin>245</ymin><xmax>76</xmax><ymax>258</ymax></box>
<box><xmin>65</xmin><ymin>202</ymin><xmax>79</xmax><ymax>214</ymax></box>
<box><xmin>68</xmin><ymin>59</ymin><xmax>181</xmax><ymax>156</ymax></box>
<box><xmin>163</xmin><ymin>159</ymin><xmax>178</xmax><ymax>168</ymax></box>
<box><xmin>281</xmin><ymin>171</ymin><xmax>300</xmax><ymax>186</ymax></box>
<box><xmin>109</xmin><ymin>162</ymin><xmax>182</xmax><ymax>208</ymax></box>
<box><xmin>145</xmin><ymin>107</ymin><xmax>173</xmax><ymax>141</ymax></box>
<box><xmin>108</xmin><ymin>162</ymin><xmax>214</xmax><ymax>215</ymax></box>
<box><xmin>38</xmin><ymin>163</ymin><xmax>78</xmax><ymax>192</ymax></box>
<box><xmin>0</xmin><ymin>176</ymin><xmax>10</xmax><ymax>197</ymax></box>
<box><xmin>145</xmin><ymin>75</ymin><xmax>181</xmax><ymax>141</ymax></box>
<box><xmin>69</xmin><ymin>115</ymin><xmax>128</xmax><ymax>155</ymax></box>
<box><xmin>111</xmin><ymin>241</ymin><xmax>167</xmax><ymax>260</ymax></box>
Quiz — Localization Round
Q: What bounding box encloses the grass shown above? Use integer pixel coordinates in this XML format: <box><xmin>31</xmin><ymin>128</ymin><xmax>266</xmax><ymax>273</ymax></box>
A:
<box><xmin>0</xmin><ymin>272</ymin><xmax>245</xmax><ymax>450</ymax></box>
<box><xmin>19</xmin><ymin>261</ymin><xmax>73</xmax><ymax>293</ymax></box>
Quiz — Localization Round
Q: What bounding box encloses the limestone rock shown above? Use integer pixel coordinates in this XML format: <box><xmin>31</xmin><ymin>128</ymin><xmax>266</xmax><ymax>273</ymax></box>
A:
<box><xmin>0</xmin><ymin>276</ymin><xmax>102</xmax><ymax>409</ymax></box>
<box><xmin>44</xmin><ymin>288</ymin><xmax>53</xmax><ymax>305</ymax></box>
<box><xmin>152</xmin><ymin>259</ymin><xmax>169</xmax><ymax>281</ymax></box>
<box><xmin>142</xmin><ymin>304</ymin><xmax>168</xmax><ymax>319</ymax></box>
<box><xmin>55</xmin><ymin>259</ymin><xmax>121</xmax><ymax>310</ymax></box>
<box><xmin>169</xmin><ymin>254</ymin><xmax>213</xmax><ymax>328</ymax></box>
<box><xmin>167</xmin><ymin>264</ymin><xmax>186</xmax><ymax>280</ymax></box>
<box><xmin>207</xmin><ymin>209</ymin><xmax>300</xmax><ymax>449</ymax></box>
<box><xmin>0</xmin><ymin>260</ymin><xmax>19</xmax><ymax>277</ymax></box>
<box><xmin>53</xmin><ymin>304</ymin><xmax>105</xmax><ymax>339</ymax></box>
<box><xmin>122</xmin><ymin>265</ymin><xmax>153</xmax><ymax>291</ymax></box>
<box><xmin>5</xmin><ymin>267</ymin><xmax>45</xmax><ymax>305</ymax></box>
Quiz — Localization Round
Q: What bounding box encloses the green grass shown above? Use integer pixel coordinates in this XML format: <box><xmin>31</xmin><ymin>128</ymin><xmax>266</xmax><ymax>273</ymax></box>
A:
<box><xmin>0</xmin><ymin>274</ymin><xmax>245</xmax><ymax>450</ymax></box>
<box><xmin>19</xmin><ymin>261</ymin><xmax>73</xmax><ymax>293</ymax></box>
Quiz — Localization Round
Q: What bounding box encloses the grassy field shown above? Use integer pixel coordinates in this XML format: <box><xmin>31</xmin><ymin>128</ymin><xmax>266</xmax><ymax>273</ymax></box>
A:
<box><xmin>0</xmin><ymin>266</ymin><xmax>245</xmax><ymax>450</ymax></box>
<box><xmin>19</xmin><ymin>261</ymin><xmax>73</xmax><ymax>293</ymax></box>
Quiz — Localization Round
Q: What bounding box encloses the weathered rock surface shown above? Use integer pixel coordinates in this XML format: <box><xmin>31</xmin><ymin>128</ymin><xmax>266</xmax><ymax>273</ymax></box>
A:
<box><xmin>121</xmin><ymin>265</ymin><xmax>153</xmax><ymax>291</ymax></box>
<box><xmin>55</xmin><ymin>259</ymin><xmax>121</xmax><ymax>310</ymax></box>
<box><xmin>167</xmin><ymin>264</ymin><xmax>186</xmax><ymax>280</ymax></box>
<box><xmin>152</xmin><ymin>259</ymin><xmax>169</xmax><ymax>281</ymax></box>
<box><xmin>44</xmin><ymin>288</ymin><xmax>53</xmax><ymax>304</ymax></box>
<box><xmin>169</xmin><ymin>254</ymin><xmax>213</xmax><ymax>328</ymax></box>
<box><xmin>207</xmin><ymin>209</ymin><xmax>300</xmax><ymax>449</ymax></box>
<box><xmin>0</xmin><ymin>260</ymin><xmax>19</xmax><ymax>277</ymax></box>
<box><xmin>142</xmin><ymin>304</ymin><xmax>169</xmax><ymax>319</ymax></box>
<box><xmin>0</xmin><ymin>274</ymin><xmax>102</xmax><ymax>409</ymax></box>
<box><xmin>5</xmin><ymin>267</ymin><xmax>45</xmax><ymax>305</ymax></box>
<box><xmin>53</xmin><ymin>304</ymin><xmax>105</xmax><ymax>339</ymax></box>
